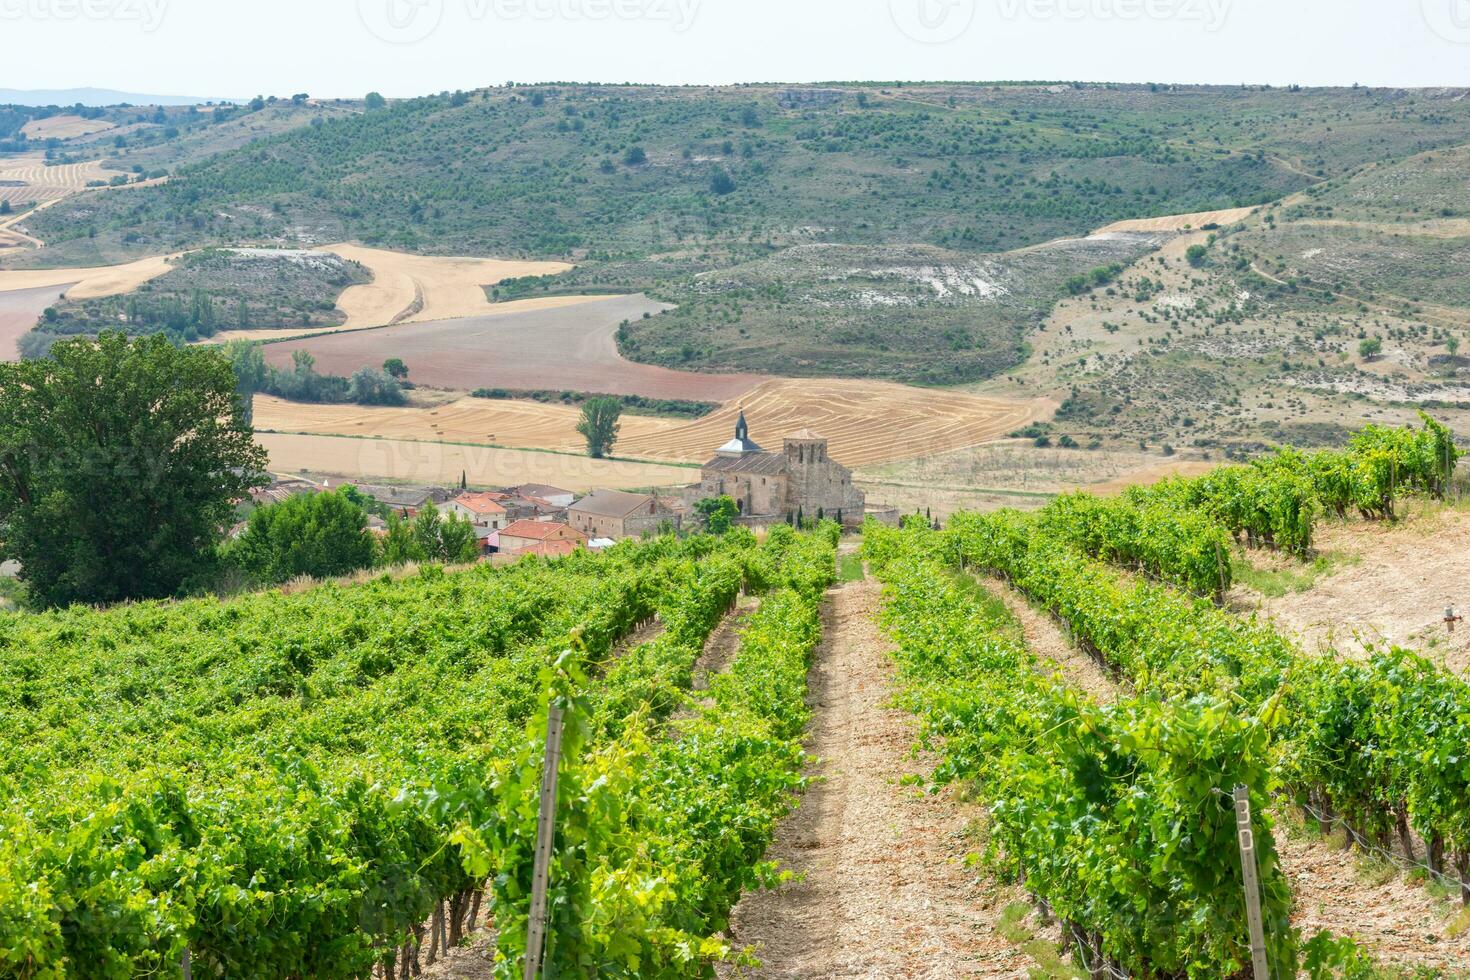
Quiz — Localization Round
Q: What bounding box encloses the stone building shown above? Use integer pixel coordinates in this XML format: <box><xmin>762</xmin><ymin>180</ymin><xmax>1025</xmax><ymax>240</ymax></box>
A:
<box><xmin>567</xmin><ymin>489</ymin><xmax>681</xmax><ymax>541</ymax></box>
<box><xmin>689</xmin><ymin>412</ymin><xmax>866</xmax><ymax>525</ymax></box>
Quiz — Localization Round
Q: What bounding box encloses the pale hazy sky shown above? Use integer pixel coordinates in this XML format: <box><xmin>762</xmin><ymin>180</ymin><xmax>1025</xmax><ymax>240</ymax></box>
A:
<box><xmin>2</xmin><ymin>0</ymin><xmax>1468</xmax><ymax>99</ymax></box>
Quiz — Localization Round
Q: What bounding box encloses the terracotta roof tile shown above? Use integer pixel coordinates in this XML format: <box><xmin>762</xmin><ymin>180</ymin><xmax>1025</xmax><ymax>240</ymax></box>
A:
<box><xmin>501</xmin><ymin>519</ymin><xmax>583</xmax><ymax>541</ymax></box>
<box><xmin>451</xmin><ymin>491</ymin><xmax>509</xmax><ymax>516</ymax></box>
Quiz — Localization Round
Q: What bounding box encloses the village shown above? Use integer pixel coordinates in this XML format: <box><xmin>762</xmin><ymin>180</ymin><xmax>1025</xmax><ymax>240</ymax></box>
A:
<box><xmin>245</xmin><ymin>411</ymin><xmax>898</xmax><ymax>561</ymax></box>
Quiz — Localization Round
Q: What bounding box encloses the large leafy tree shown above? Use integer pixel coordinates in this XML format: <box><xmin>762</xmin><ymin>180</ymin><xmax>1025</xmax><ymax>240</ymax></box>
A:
<box><xmin>0</xmin><ymin>332</ymin><xmax>267</xmax><ymax>607</ymax></box>
<box><xmin>576</xmin><ymin>396</ymin><xmax>622</xmax><ymax>459</ymax></box>
<box><xmin>380</xmin><ymin>507</ymin><xmax>482</xmax><ymax>566</ymax></box>
<box><xmin>227</xmin><ymin>488</ymin><xmax>376</xmax><ymax>584</ymax></box>
<box><xmin>695</xmin><ymin>494</ymin><xmax>738</xmax><ymax>534</ymax></box>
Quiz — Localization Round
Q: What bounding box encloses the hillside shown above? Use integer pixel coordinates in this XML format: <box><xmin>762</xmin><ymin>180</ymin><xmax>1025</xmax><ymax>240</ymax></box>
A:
<box><xmin>36</xmin><ymin>248</ymin><xmax>370</xmax><ymax>349</ymax></box>
<box><xmin>623</xmin><ymin>234</ymin><xmax>1159</xmax><ymax>383</ymax></box>
<box><xmin>967</xmin><ymin>138</ymin><xmax>1470</xmax><ymax>455</ymax></box>
<box><xmin>3</xmin><ymin>82</ymin><xmax>1467</xmax><ymax>389</ymax></box>
<box><xmin>27</xmin><ymin>82</ymin><xmax>1470</xmax><ymax>268</ymax></box>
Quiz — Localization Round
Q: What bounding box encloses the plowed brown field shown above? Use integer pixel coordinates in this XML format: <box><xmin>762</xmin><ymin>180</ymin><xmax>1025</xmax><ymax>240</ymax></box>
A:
<box><xmin>262</xmin><ymin>294</ymin><xmax>767</xmax><ymax>402</ymax></box>
<box><xmin>0</xmin><ymin>283</ymin><xmax>67</xmax><ymax>359</ymax></box>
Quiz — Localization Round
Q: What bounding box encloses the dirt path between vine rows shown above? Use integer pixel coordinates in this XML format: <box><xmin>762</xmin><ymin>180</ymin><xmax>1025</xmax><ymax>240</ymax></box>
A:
<box><xmin>1270</xmin><ymin>818</ymin><xmax>1470</xmax><ymax>973</ymax></box>
<box><xmin>720</xmin><ymin>572</ymin><xmax>1032</xmax><ymax>977</ymax></box>
<box><xmin>989</xmin><ymin>574</ymin><xmax>1461</xmax><ymax>971</ymax></box>
<box><xmin>982</xmin><ymin>575</ymin><xmax>1123</xmax><ymax>706</ymax></box>
<box><xmin>998</xmin><ymin>570</ymin><xmax>1470</xmax><ymax>972</ymax></box>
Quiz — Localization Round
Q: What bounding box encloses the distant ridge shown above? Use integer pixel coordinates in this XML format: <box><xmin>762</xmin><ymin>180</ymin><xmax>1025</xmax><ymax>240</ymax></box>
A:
<box><xmin>0</xmin><ymin>88</ymin><xmax>236</xmax><ymax>107</ymax></box>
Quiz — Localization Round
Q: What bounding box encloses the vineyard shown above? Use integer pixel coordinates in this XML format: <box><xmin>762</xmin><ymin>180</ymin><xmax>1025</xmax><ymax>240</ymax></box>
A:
<box><xmin>0</xmin><ymin>410</ymin><xmax>1464</xmax><ymax>978</ymax></box>
<box><xmin>0</xmin><ymin>524</ymin><xmax>839</xmax><ymax>977</ymax></box>
<box><xmin>862</xmin><ymin>412</ymin><xmax>1466</xmax><ymax>976</ymax></box>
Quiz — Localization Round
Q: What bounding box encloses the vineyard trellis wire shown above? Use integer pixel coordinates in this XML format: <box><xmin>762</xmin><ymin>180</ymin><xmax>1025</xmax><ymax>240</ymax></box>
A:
<box><xmin>1295</xmin><ymin>799</ymin><xmax>1470</xmax><ymax>896</ymax></box>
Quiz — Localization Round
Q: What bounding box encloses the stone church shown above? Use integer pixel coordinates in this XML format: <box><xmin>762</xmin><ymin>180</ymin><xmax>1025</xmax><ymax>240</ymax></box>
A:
<box><xmin>687</xmin><ymin>411</ymin><xmax>867</xmax><ymax>525</ymax></box>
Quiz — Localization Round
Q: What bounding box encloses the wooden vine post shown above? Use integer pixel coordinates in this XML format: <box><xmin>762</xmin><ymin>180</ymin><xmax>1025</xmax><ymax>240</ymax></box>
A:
<box><xmin>1233</xmin><ymin>786</ymin><xmax>1270</xmax><ymax>980</ymax></box>
<box><xmin>523</xmin><ymin>706</ymin><xmax>566</xmax><ymax>980</ymax></box>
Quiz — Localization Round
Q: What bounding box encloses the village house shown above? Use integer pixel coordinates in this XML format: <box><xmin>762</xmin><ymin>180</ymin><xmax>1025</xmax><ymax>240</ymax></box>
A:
<box><xmin>685</xmin><ymin>411</ymin><xmax>867</xmax><ymax>526</ymax></box>
<box><xmin>567</xmin><ymin>489</ymin><xmax>681</xmax><ymax>541</ymax></box>
<box><xmin>350</xmin><ymin>483</ymin><xmax>454</xmax><ymax>518</ymax></box>
<box><xmin>461</xmin><ymin>489</ymin><xmax>565</xmax><ymax>522</ymax></box>
<box><xmin>508</xmin><ymin>483</ymin><xmax>576</xmax><ymax>509</ymax></box>
<box><xmin>249</xmin><ymin>478</ymin><xmax>322</xmax><ymax>507</ymax></box>
<box><xmin>517</xmin><ymin>539</ymin><xmax>581</xmax><ymax>559</ymax></box>
<box><xmin>497</xmin><ymin>519</ymin><xmax>588</xmax><ymax>555</ymax></box>
<box><xmin>443</xmin><ymin>491</ymin><xmax>509</xmax><ymax>531</ymax></box>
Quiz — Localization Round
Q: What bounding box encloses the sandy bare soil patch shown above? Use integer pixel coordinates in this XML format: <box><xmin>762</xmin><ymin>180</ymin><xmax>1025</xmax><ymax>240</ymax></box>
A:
<box><xmin>1242</xmin><ymin>503</ymin><xmax>1470</xmax><ymax>670</ymax></box>
<box><xmin>264</xmin><ymin>294</ymin><xmax>767</xmax><ymax>402</ymax></box>
<box><xmin>0</xmin><ymin>253</ymin><xmax>174</xmax><ymax>299</ymax></box>
<box><xmin>1094</xmin><ymin>206</ymin><xmax>1258</xmax><ymax>234</ymax></box>
<box><xmin>1285</xmin><ymin>217</ymin><xmax>1470</xmax><ymax>239</ymax></box>
<box><xmin>1083</xmin><ymin>458</ymin><xmax>1217</xmax><ymax>495</ymax></box>
<box><xmin>319</xmin><ymin>243</ymin><xmax>574</xmax><ymax>330</ymax></box>
<box><xmin>19</xmin><ymin>115</ymin><xmax>115</xmax><ymax>141</ymax></box>
<box><xmin>258</xmin><ymin>431</ymin><xmax>693</xmax><ymax>492</ymax></box>
<box><xmin>721</xmin><ymin>574</ymin><xmax>1031</xmax><ymax>977</ymax></box>
<box><xmin>0</xmin><ymin>283</ymin><xmax>68</xmax><ymax>360</ymax></box>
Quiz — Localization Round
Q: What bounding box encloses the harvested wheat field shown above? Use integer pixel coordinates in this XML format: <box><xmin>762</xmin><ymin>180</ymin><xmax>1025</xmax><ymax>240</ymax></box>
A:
<box><xmin>621</xmin><ymin>379</ymin><xmax>1054</xmax><ymax>467</ymax></box>
<box><xmin>0</xmin><ymin>254</ymin><xmax>176</xmax><ymax>358</ymax></box>
<box><xmin>252</xmin><ymin>394</ymin><xmax>676</xmax><ymax>451</ymax></box>
<box><xmin>319</xmin><ymin>243</ymin><xmax>578</xmax><ymax>330</ymax></box>
<box><xmin>264</xmin><ymin>293</ymin><xmax>767</xmax><ymax>402</ymax></box>
<box><xmin>0</xmin><ymin>155</ymin><xmax>127</xmax><ymax>201</ymax></box>
<box><xmin>256</xmin><ymin>379</ymin><xmax>1051</xmax><ymax>469</ymax></box>
<box><xmin>1094</xmin><ymin>206</ymin><xmax>1257</xmax><ymax>234</ymax></box>
<box><xmin>19</xmin><ymin>115</ymin><xmax>116</xmax><ymax>141</ymax></box>
<box><xmin>0</xmin><ymin>253</ymin><xmax>174</xmax><ymax>300</ymax></box>
<box><xmin>258</xmin><ymin>432</ymin><xmax>693</xmax><ymax>492</ymax></box>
